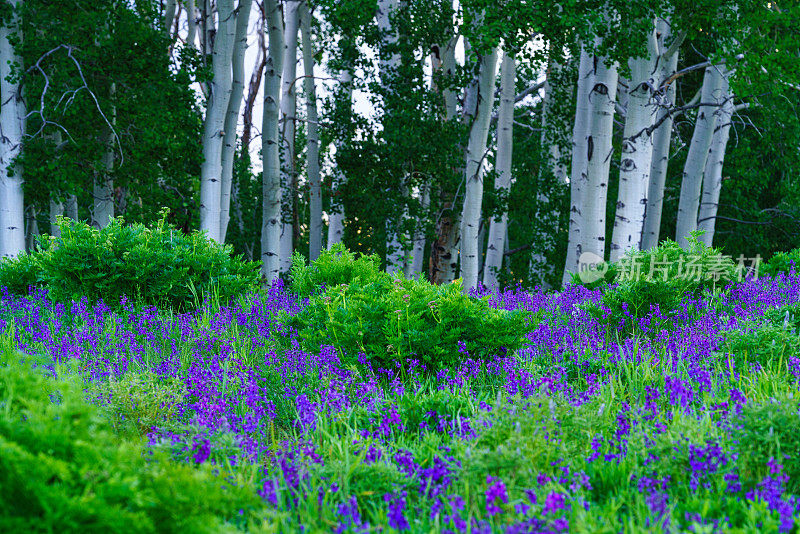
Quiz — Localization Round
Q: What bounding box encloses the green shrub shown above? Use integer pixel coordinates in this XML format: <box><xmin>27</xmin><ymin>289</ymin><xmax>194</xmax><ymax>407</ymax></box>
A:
<box><xmin>579</xmin><ymin>234</ymin><xmax>737</xmax><ymax>337</ymax></box>
<box><xmin>0</xmin><ymin>251</ymin><xmax>43</xmax><ymax>295</ymax></box>
<box><xmin>733</xmin><ymin>396</ymin><xmax>800</xmax><ymax>492</ymax></box>
<box><xmin>0</xmin><ymin>353</ymin><xmax>263</xmax><ymax>533</ymax></box>
<box><xmin>0</xmin><ymin>211</ymin><xmax>260</xmax><ymax>310</ymax></box>
<box><xmin>761</xmin><ymin>248</ymin><xmax>800</xmax><ymax>277</ymax></box>
<box><xmin>721</xmin><ymin>322</ymin><xmax>800</xmax><ymax>368</ymax></box>
<box><xmin>289</xmin><ymin>244</ymin><xmax>384</xmax><ymax>298</ymax></box>
<box><xmin>286</xmin><ymin>250</ymin><xmax>528</xmax><ymax>375</ymax></box>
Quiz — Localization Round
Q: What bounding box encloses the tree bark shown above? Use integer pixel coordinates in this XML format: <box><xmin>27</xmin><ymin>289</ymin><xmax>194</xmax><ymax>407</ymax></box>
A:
<box><xmin>460</xmin><ymin>47</ymin><xmax>499</xmax><ymax>293</ymax></box>
<box><xmin>261</xmin><ymin>0</ymin><xmax>284</xmax><ymax>281</ymax></box>
<box><xmin>279</xmin><ymin>0</ymin><xmax>301</xmax><ymax>273</ymax></box>
<box><xmin>641</xmin><ymin>19</ymin><xmax>680</xmax><ymax>250</ymax></box>
<box><xmin>0</xmin><ymin>0</ymin><xmax>26</xmax><ymax>258</ymax></box>
<box><xmin>327</xmin><ymin>70</ymin><xmax>352</xmax><ymax>249</ymax></box>
<box><xmin>582</xmin><ymin>52</ymin><xmax>618</xmax><ymax>261</ymax></box>
<box><xmin>219</xmin><ymin>0</ymin><xmax>253</xmax><ymax>242</ymax></box>
<box><xmin>300</xmin><ymin>2</ymin><xmax>322</xmax><ymax>261</ymax></box>
<box><xmin>185</xmin><ymin>0</ymin><xmax>197</xmax><ymax>48</ymax></box>
<box><xmin>675</xmin><ymin>65</ymin><xmax>725</xmax><ymax>248</ymax></box>
<box><xmin>428</xmin><ymin>33</ymin><xmax>460</xmax><ymax>284</ymax></box>
<box><xmin>697</xmin><ymin>77</ymin><xmax>733</xmax><ymax>247</ymax></box>
<box><xmin>482</xmin><ymin>53</ymin><xmax>515</xmax><ymax>290</ymax></box>
<box><xmin>92</xmin><ymin>83</ymin><xmax>115</xmax><ymax>229</ymax></box>
<box><xmin>65</xmin><ymin>194</ymin><xmax>78</xmax><ymax>220</ymax></box>
<box><xmin>199</xmin><ymin>0</ymin><xmax>236</xmax><ymax>242</ymax></box>
<box><xmin>610</xmin><ymin>21</ymin><xmax>658</xmax><ymax>261</ymax></box>
<box><xmin>562</xmin><ymin>47</ymin><xmax>594</xmax><ymax>284</ymax></box>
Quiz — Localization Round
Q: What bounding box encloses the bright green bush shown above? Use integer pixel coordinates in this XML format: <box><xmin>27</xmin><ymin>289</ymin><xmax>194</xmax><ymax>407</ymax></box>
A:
<box><xmin>733</xmin><ymin>396</ymin><xmax>800</xmax><ymax>492</ymax></box>
<box><xmin>721</xmin><ymin>322</ymin><xmax>800</xmax><ymax>368</ymax></box>
<box><xmin>0</xmin><ymin>250</ymin><xmax>43</xmax><ymax>295</ymax></box>
<box><xmin>289</xmin><ymin>244</ymin><xmax>384</xmax><ymax>298</ymax></box>
<box><xmin>0</xmin><ymin>212</ymin><xmax>259</xmax><ymax>310</ymax></box>
<box><xmin>761</xmin><ymin>248</ymin><xmax>800</xmax><ymax>277</ymax></box>
<box><xmin>580</xmin><ymin>234</ymin><xmax>737</xmax><ymax>336</ymax></box>
<box><xmin>0</xmin><ymin>353</ymin><xmax>263</xmax><ymax>533</ymax></box>
<box><xmin>286</xmin><ymin>250</ymin><xmax>528</xmax><ymax>374</ymax></box>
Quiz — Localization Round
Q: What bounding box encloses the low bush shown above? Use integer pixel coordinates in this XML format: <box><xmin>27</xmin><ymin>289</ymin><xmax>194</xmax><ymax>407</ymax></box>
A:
<box><xmin>579</xmin><ymin>234</ymin><xmax>737</xmax><ymax>337</ymax></box>
<box><xmin>733</xmin><ymin>395</ymin><xmax>800</xmax><ymax>492</ymax></box>
<box><xmin>0</xmin><ymin>353</ymin><xmax>263</xmax><ymax>533</ymax></box>
<box><xmin>288</xmin><ymin>244</ymin><xmax>384</xmax><ymax>298</ymax></box>
<box><xmin>286</xmin><ymin>250</ymin><xmax>528</xmax><ymax>375</ymax></box>
<box><xmin>761</xmin><ymin>248</ymin><xmax>800</xmax><ymax>277</ymax></box>
<box><xmin>0</xmin><ymin>211</ymin><xmax>260</xmax><ymax>310</ymax></box>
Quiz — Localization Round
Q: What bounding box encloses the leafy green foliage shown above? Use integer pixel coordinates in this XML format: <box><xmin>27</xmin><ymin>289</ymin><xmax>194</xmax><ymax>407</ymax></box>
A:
<box><xmin>0</xmin><ymin>354</ymin><xmax>262</xmax><ymax>533</ymax></box>
<box><xmin>762</xmin><ymin>248</ymin><xmax>800</xmax><ymax>277</ymax></box>
<box><xmin>733</xmin><ymin>396</ymin><xmax>800</xmax><ymax>492</ymax></box>
<box><xmin>287</xmin><ymin>249</ymin><xmax>528</xmax><ymax>374</ymax></box>
<box><xmin>579</xmin><ymin>235</ymin><xmax>737</xmax><ymax>336</ymax></box>
<box><xmin>0</xmin><ymin>213</ymin><xmax>259</xmax><ymax>310</ymax></box>
<box><xmin>0</xmin><ymin>251</ymin><xmax>42</xmax><ymax>295</ymax></box>
<box><xmin>289</xmin><ymin>244</ymin><xmax>384</xmax><ymax>298</ymax></box>
<box><xmin>721</xmin><ymin>322</ymin><xmax>800</xmax><ymax>368</ymax></box>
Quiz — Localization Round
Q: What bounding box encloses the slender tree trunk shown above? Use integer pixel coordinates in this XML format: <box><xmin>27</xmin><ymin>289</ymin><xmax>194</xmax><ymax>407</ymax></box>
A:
<box><xmin>407</xmin><ymin>182</ymin><xmax>430</xmax><ymax>277</ymax></box>
<box><xmin>261</xmin><ymin>0</ymin><xmax>284</xmax><ymax>281</ymax></box>
<box><xmin>582</xmin><ymin>52</ymin><xmax>618</xmax><ymax>261</ymax></box>
<box><xmin>483</xmin><ymin>53</ymin><xmax>515</xmax><ymax>290</ymax></box>
<box><xmin>49</xmin><ymin>197</ymin><xmax>63</xmax><ymax>237</ymax></box>
<box><xmin>25</xmin><ymin>206</ymin><xmax>38</xmax><ymax>252</ymax></box>
<box><xmin>697</xmin><ymin>78</ymin><xmax>733</xmax><ymax>247</ymax></box>
<box><xmin>185</xmin><ymin>0</ymin><xmax>197</xmax><ymax>48</ymax></box>
<box><xmin>327</xmin><ymin>70</ymin><xmax>351</xmax><ymax>249</ymax></box>
<box><xmin>300</xmin><ymin>3</ymin><xmax>322</xmax><ymax>261</ymax></box>
<box><xmin>0</xmin><ymin>0</ymin><xmax>26</xmax><ymax>258</ymax></box>
<box><xmin>530</xmin><ymin>49</ymin><xmax>568</xmax><ymax>288</ymax></box>
<box><xmin>241</xmin><ymin>6</ymin><xmax>265</xmax><ymax>150</ymax></box>
<box><xmin>377</xmin><ymin>0</ymin><xmax>407</xmax><ymax>274</ymax></box>
<box><xmin>460</xmin><ymin>47</ymin><xmax>499</xmax><ymax>293</ymax></box>
<box><xmin>428</xmin><ymin>34</ymin><xmax>460</xmax><ymax>284</ymax></box>
<box><xmin>642</xmin><ymin>19</ymin><xmax>680</xmax><ymax>250</ymax></box>
<box><xmin>65</xmin><ymin>194</ymin><xmax>78</xmax><ymax>220</ymax></box>
<box><xmin>675</xmin><ymin>65</ymin><xmax>725</xmax><ymax>248</ymax></box>
<box><xmin>219</xmin><ymin>0</ymin><xmax>252</xmax><ymax>242</ymax></box>
<box><xmin>93</xmin><ymin>83</ymin><xmax>115</xmax><ymax>229</ymax></box>
<box><xmin>199</xmin><ymin>0</ymin><xmax>235</xmax><ymax>242</ymax></box>
<box><xmin>609</xmin><ymin>22</ymin><xmax>658</xmax><ymax>262</ymax></box>
<box><xmin>164</xmin><ymin>0</ymin><xmax>178</xmax><ymax>35</ymax></box>
<box><xmin>279</xmin><ymin>0</ymin><xmax>301</xmax><ymax>273</ymax></box>
<box><xmin>562</xmin><ymin>47</ymin><xmax>594</xmax><ymax>284</ymax></box>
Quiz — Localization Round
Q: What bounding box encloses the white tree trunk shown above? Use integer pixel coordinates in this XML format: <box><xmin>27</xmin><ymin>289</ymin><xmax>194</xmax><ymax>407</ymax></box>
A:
<box><xmin>185</xmin><ymin>0</ymin><xmax>197</xmax><ymax>48</ymax></box>
<box><xmin>93</xmin><ymin>83</ymin><xmax>115</xmax><ymax>229</ymax></box>
<box><xmin>582</xmin><ymin>52</ymin><xmax>618</xmax><ymax>260</ymax></box>
<box><xmin>199</xmin><ymin>0</ymin><xmax>236</xmax><ymax>242</ymax></box>
<box><xmin>610</xmin><ymin>22</ymin><xmax>658</xmax><ymax>262</ymax></box>
<box><xmin>279</xmin><ymin>0</ymin><xmax>301</xmax><ymax>273</ymax></box>
<box><xmin>641</xmin><ymin>19</ymin><xmax>680</xmax><ymax>250</ymax></box>
<box><xmin>460</xmin><ymin>47</ymin><xmax>499</xmax><ymax>293</ymax></box>
<box><xmin>697</xmin><ymin>78</ymin><xmax>733</xmax><ymax>247</ymax></box>
<box><xmin>0</xmin><ymin>0</ymin><xmax>26</xmax><ymax>259</ymax></box>
<box><xmin>675</xmin><ymin>65</ymin><xmax>725</xmax><ymax>248</ymax></box>
<box><xmin>301</xmin><ymin>3</ymin><xmax>322</xmax><ymax>261</ymax></box>
<box><xmin>219</xmin><ymin>0</ymin><xmax>252</xmax><ymax>242</ymax></box>
<box><xmin>377</xmin><ymin>0</ymin><xmax>407</xmax><ymax>275</ymax></box>
<box><xmin>482</xmin><ymin>53</ymin><xmax>515</xmax><ymax>290</ymax></box>
<box><xmin>327</xmin><ymin>71</ymin><xmax>351</xmax><ymax>249</ymax></box>
<box><xmin>407</xmin><ymin>182</ymin><xmax>430</xmax><ymax>277</ymax></box>
<box><xmin>49</xmin><ymin>197</ymin><xmax>64</xmax><ymax>237</ymax></box>
<box><xmin>261</xmin><ymin>0</ymin><xmax>284</xmax><ymax>281</ymax></box>
<box><xmin>65</xmin><ymin>194</ymin><xmax>78</xmax><ymax>220</ymax></box>
<box><xmin>530</xmin><ymin>50</ymin><xmax>567</xmax><ymax>288</ymax></box>
<box><xmin>562</xmin><ymin>47</ymin><xmax>594</xmax><ymax>284</ymax></box>
<box><xmin>164</xmin><ymin>0</ymin><xmax>177</xmax><ymax>35</ymax></box>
